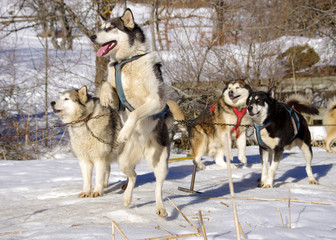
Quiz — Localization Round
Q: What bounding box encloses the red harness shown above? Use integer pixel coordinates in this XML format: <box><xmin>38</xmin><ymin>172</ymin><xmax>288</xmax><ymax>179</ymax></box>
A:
<box><xmin>231</xmin><ymin>107</ymin><xmax>247</xmax><ymax>139</ymax></box>
<box><xmin>210</xmin><ymin>103</ymin><xmax>247</xmax><ymax>139</ymax></box>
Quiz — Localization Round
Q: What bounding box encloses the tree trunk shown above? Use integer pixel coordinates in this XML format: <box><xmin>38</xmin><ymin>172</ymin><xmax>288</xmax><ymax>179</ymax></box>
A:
<box><xmin>94</xmin><ymin>56</ymin><xmax>109</xmax><ymax>89</ymax></box>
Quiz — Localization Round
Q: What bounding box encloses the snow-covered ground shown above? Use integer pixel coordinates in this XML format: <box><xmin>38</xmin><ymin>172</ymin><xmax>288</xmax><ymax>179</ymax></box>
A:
<box><xmin>1</xmin><ymin>146</ymin><xmax>336</xmax><ymax>239</ymax></box>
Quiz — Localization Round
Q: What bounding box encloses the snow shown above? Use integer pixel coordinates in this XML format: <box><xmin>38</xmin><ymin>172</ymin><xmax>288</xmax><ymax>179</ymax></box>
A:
<box><xmin>1</xmin><ymin>146</ymin><xmax>336</xmax><ymax>239</ymax></box>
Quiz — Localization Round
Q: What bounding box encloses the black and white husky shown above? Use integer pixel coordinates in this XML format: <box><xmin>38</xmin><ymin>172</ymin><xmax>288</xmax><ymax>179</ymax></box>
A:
<box><xmin>246</xmin><ymin>91</ymin><xmax>319</xmax><ymax>188</ymax></box>
<box><xmin>90</xmin><ymin>9</ymin><xmax>173</xmax><ymax>217</ymax></box>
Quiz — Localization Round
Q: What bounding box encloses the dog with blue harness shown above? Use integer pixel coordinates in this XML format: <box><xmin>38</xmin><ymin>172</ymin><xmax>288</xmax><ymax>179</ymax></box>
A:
<box><xmin>246</xmin><ymin>90</ymin><xmax>319</xmax><ymax>188</ymax></box>
<box><xmin>91</xmin><ymin>8</ymin><xmax>173</xmax><ymax>217</ymax></box>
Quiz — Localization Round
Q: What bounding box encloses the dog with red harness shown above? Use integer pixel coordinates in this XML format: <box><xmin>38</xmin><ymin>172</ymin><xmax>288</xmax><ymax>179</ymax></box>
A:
<box><xmin>170</xmin><ymin>79</ymin><xmax>252</xmax><ymax>169</ymax></box>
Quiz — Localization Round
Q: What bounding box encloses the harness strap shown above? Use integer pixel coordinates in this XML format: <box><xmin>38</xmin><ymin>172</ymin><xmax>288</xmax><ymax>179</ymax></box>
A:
<box><xmin>114</xmin><ymin>53</ymin><xmax>169</xmax><ymax>118</ymax></box>
<box><xmin>115</xmin><ymin>54</ymin><xmax>147</xmax><ymax>112</ymax></box>
<box><xmin>231</xmin><ymin>107</ymin><xmax>247</xmax><ymax>139</ymax></box>
<box><xmin>254</xmin><ymin>119</ymin><xmax>273</xmax><ymax>149</ymax></box>
<box><xmin>210</xmin><ymin>102</ymin><xmax>216</xmax><ymax>113</ymax></box>
<box><xmin>283</xmin><ymin>104</ymin><xmax>300</xmax><ymax>141</ymax></box>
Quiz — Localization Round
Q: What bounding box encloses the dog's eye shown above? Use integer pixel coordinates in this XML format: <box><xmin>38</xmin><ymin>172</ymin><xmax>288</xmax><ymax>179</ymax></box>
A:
<box><xmin>64</xmin><ymin>98</ymin><xmax>69</xmax><ymax>100</ymax></box>
<box><xmin>256</xmin><ymin>99</ymin><xmax>261</xmax><ymax>103</ymax></box>
<box><xmin>105</xmin><ymin>26</ymin><xmax>114</xmax><ymax>32</ymax></box>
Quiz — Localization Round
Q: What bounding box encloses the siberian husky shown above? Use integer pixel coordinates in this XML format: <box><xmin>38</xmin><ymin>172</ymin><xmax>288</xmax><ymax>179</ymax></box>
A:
<box><xmin>90</xmin><ymin>9</ymin><xmax>172</xmax><ymax>217</ymax></box>
<box><xmin>169</xmin><ymin>79</ymin><xmax>251</xmax><ymax>170</ymax></box>
<box><xmin>246</xmin><ymin>91</ymin><xmax>319</xmax><ymax>188</ymax></box>
<box><xmin>323</xmin><ymin>99</ymin><xmax>336</xmax><ymax>153</ymax></box>
<box><xmin>51</xmin><ymin>86</ymin><xmax>121</xmax><ymax>197</ymax></box>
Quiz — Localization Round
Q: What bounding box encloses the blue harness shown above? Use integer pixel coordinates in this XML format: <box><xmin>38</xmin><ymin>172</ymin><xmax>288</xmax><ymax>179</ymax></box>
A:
<box><xmin>114</xmin><ymin>54</ymin><xmax>169</xmax><ymax>118</ymax></box>
<box><xmin>254</xmin><ymin>104</ymin><xmax>300</xmax><ymax>149</ymax></box>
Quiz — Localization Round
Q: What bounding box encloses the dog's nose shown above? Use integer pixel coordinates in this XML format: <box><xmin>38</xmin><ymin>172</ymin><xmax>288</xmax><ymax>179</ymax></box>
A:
<box><xmin>247</xmin><ymin>105</ymin><xmax>253</xmax><ymax>112</ymax></box>
<box><xmin>51</xmin><ymin>101</ymin><xmax>55</xmax><ymax>107</ymax></box>
<box><xmin>90</xmin><ymin>35</ymin><xmax>97</xmax><ymax>42</ymax></box>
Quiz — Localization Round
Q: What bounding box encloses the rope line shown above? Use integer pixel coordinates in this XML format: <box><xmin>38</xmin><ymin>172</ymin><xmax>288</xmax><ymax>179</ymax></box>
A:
<box><xmin>1</xmin><ymin>112</ymin><xmax>335</xmax><ymax>148</ymax></box>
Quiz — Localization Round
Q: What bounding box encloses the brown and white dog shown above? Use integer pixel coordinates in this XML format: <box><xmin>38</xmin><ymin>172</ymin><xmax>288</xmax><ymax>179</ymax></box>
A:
<box><xmin>323</xmin><ymin>98</ymin><xmax>336</xmax><ymax>153</ymax></box>
<box><xmin>170</xmin><ymin>79</ymin><xmax>252</xmax><ymax>169</ymax></box>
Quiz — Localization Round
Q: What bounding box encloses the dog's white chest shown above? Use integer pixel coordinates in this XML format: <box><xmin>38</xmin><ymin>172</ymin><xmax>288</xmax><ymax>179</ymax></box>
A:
<box><xmin>258</xmin><ymin>128</ymin><xmax>279</xmax><ymax>149</ymax></box>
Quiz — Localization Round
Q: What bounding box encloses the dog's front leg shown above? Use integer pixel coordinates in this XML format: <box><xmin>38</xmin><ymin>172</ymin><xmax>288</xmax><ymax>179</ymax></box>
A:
<box><xmin>117</xmin><ymin>99</ymin><xmax>162</xmax><ymax>143</ymax></box>
<box><xmin>236</xmin><ymin>130</ymin><xmax>247</xmax><ymax>164</ymax></box>
<box><xmin>263</xmin><ymin>149</ymin><xmax>283</xmax><ymax>188</ymax></box>
<box><xmin>100</xmin><ymin>81</ymin><xmax>119</xmax><ymax>109</ymax></box>
<box><xmin>259</xmin><ymin>148</ymin><xmax>269</xmax><ymax>187</ymax></box>
<box><xmin>91</xmin><ymin>160</ymin><xmax>107</xmax><ymax>197</ymax></box>
<box><xmin>78</xmin><ymin>159</ymin><xmax>93</xmax><ymax>198</ymax></box>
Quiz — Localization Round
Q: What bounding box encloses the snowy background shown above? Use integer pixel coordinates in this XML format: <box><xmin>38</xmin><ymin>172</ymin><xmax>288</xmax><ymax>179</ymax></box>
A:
<box><xmin>1</xmin><ymin>1</ymin><xmax>336</xmax><ymax>239</ymax></box>
<box><xmin>1</xmin><ymin>147</ymin><xmax>336</xmax><ymax>239</ymax></box>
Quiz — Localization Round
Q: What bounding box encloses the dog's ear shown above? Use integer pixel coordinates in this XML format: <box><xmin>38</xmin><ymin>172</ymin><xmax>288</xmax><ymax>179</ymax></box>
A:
<box><xmin>78</xmin><ymin>86</ymin><xmax>88</xmax><ymax>104</ymax></box>
<box><xmin>267</xmin><ymin>87</ymin><xmax>275</xmax><ymax>98</ymax></box>
<box><xmin>121</xmin><ymin>8</ymin><xmax>135</xmax><ymax>29</ymax></box>
<box><xmin>98</xmin><ymin>14</ymin><xmax>107</xmax><ymax>26</ymax></box>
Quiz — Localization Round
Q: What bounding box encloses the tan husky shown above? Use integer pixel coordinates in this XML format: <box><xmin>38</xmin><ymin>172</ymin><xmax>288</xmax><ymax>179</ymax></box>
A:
<box><xmin>90</xmin><ymin>9</ymin><xmax>173</xmax><ymax>217</ymax></box>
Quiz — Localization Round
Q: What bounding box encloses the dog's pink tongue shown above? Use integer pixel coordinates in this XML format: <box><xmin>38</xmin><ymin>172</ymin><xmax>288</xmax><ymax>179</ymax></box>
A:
<box><xmin>97</xmin><ymin>45</ymin><xmax>109</xmax><ymax>57</ymax></box>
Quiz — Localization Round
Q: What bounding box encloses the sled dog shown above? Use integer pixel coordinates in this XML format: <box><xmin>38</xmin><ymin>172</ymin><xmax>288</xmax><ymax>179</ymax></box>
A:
<box><xmin>90</xmin><ymin>9</ymin><xmax>172</xmax><ymax>217</ymax></box>
<box><xmin>323</xmin><ymin>99</ymin><xmax>336</xmax><ymax>153</ymax></box>
<box><xmin>170</xmin><ymin>79</ymin><xmax>252</xmax><ymax>170</ymax></box>
<box><xmin>246</xmin><ymin>91</ymin><xmax>319</xmax><ymax>188</ymax></box>
<box><xmin>51</xmin><ymin>86</ymin><xmax>121</xmax><ymax>197</ymax></box>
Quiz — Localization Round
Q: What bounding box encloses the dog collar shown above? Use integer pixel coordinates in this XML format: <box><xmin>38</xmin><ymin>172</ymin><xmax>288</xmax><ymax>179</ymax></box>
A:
<box><xmin>114</xmin><ymin>53</ymin><xmax>169</xmax><ymax>118</ymax></box>
<box><xmin>231</xmin><ymin>107</ymin><xmax>247</xmax><ymax>139</ymax></box>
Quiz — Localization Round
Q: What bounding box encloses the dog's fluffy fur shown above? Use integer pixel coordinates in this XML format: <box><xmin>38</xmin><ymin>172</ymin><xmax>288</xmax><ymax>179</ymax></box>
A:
<box><xmin>246</xmin><ymin>91</ymin><xmax>319</xmax><ymax>188</ymax></box>
<box><xmin>51</xmin><ymin>86</ymin><xmax>121</xmax><ymax>197</ymax></box>
<box><xmin>323</xmin><ymin>99</ymin><xmax>336</xmax><ymax>153</ymax></box>
<box><xmin>91</xmin><ymin>9</ymin><xmax>172</xmax><ymax>217</ymax></box>
<box><xmin>169</xmin><ymin>79</ymin><xmax>251</xmax><ymax>169</ymax></box>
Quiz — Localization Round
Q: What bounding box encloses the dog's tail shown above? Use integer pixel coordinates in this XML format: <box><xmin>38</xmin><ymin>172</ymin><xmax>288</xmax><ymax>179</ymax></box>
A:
<box><xmin>285</xmin><ymin>94</ymin><xmax>319</xmax><ymax>115</ymax></box>
<box><xmin>166</xmin><ymin>100</ymin><xmax>187</xmax><ymax>132</ymax></box>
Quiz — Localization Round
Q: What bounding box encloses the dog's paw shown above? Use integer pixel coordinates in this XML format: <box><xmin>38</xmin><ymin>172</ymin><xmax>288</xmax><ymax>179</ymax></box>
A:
<box><xmin>100</xmin><ymin>83</ymin><xmax>114</xmax><ymax>107</ymax></box>
<box><xmin>78</xmin><ymin>192</ymin><xmax>91</xmax><ymax>198</ymax></box>
<box><xmin>262</xmin><ymin>184</ymin><xmax>273</xmax><ymax>188</ymax></box>
<box><xmin>196</xmin><ymin>163</ymin><xmax>206</xmax><ymax>170</ymax></box>
<box><xmin>156</xmin><ymin>208</ymin><xmax>168</xmax><ymax>218</ymax></box>
<box><xmin>100</xmin><ymin>92</ymin><xmax>113</xmax><ymax>107</ymax></box>
<box><xmin>238</xmin><ymin>155</ymin><xmax>247</xmax><ymax>164</ymax></box>
<box><xmin>309</xmin><ymin>179</ymin><xmax>319</xmax><ymax>185</ymax></box>
<box><xmin>91</xmin><ymin>191</ymin><xmax>103</xmax><ymax>198</ymax></box>
<box><xmin>117</xmin><ymin>127</ymin><xmax>131</xmax><ymax>143</ymax></box>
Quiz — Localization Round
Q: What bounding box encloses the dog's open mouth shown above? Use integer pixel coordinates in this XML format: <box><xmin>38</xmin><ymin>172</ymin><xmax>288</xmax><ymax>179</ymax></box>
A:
<box><xmin>248</xmin><ymin>110</ymin><xmax>260</xmax><ymax>117</ymax></box>
<box><xmin>52</xmin><ymin>108</ymin><xmax>63</xmax><ymax>114</ymax></box>
<box><xmin>96</xmin><ymin>41</ymin><xmax>117</xmax><ymax>57</ymax></box>
<box><xmin>229</xmin><ymin>93</ymin><xmax>240</xmax><ymax>100</ymax></box>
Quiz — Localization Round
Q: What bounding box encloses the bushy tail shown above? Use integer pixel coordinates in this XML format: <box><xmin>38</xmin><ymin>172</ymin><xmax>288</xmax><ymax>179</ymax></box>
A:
<box><xmin>166</xmin><ymin>100</ymin><xmax>187</xmax><ymax>133</ymax></box>
<box><xmin>285</xmin><ymin>95</ymin><xmax>319</xmax><ymax>115</ymax></box>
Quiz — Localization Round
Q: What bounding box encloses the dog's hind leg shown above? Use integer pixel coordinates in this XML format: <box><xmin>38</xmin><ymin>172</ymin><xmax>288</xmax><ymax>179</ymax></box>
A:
<box><xmin>191</xmin><ymin>135</ymin><xmax>207</xmax><ymax>170</ymax></box>
<box><xmin>78</xmin><ymin>159</ymin><xmax>93</xmax><ymax>198</ymax></box>
<box><xmin>119</xmin><ymin>157</ymin><xmax>137</xmax><ymax>208</ymax></box>
<box><xmin>324</xmin><ymin>133</ymin><xmax>336</xmax><ymax>153</ymax></box>
<box><xmin>300</xmin><ymin>141</ymin><xmax>319</xmax><ymax>185</ymax></box>
<box><xmin>152</xmin><ymin>146</ymin><xmax>169</xmax><ymax>218</ymax></box>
